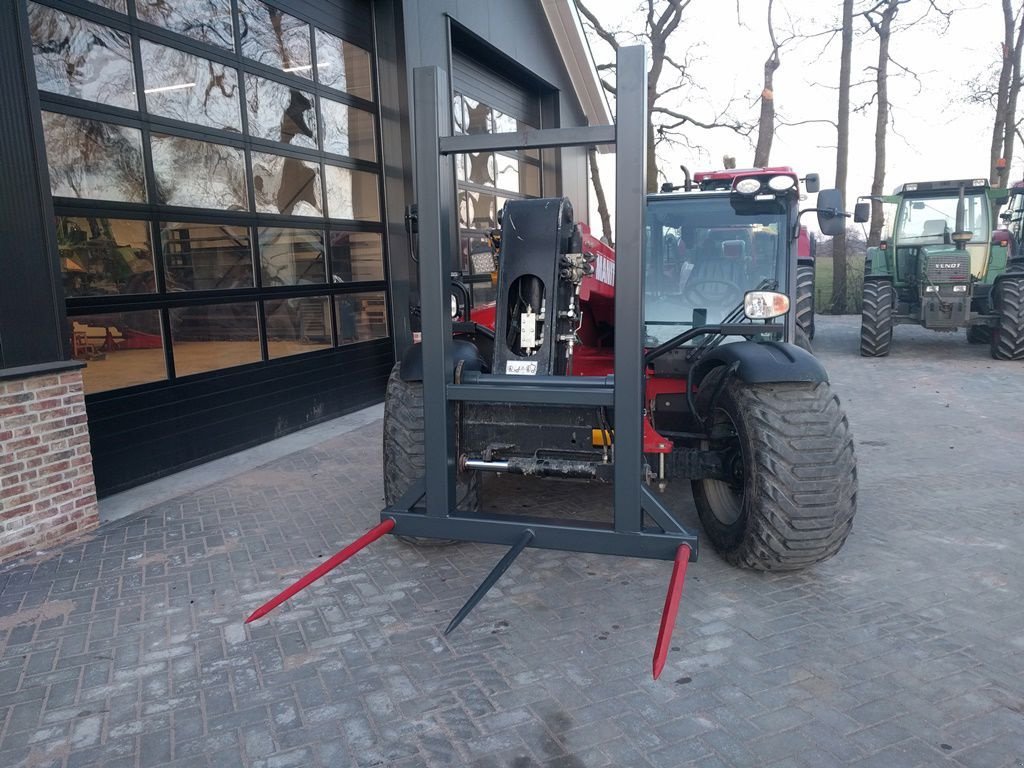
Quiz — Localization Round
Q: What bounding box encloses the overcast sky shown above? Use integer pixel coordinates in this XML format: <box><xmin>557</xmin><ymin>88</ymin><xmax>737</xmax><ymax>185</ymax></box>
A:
<box><xmin>581</xmin><ymin>0</ymin><xmax>1005</xmax><ymax>222</ymax></box>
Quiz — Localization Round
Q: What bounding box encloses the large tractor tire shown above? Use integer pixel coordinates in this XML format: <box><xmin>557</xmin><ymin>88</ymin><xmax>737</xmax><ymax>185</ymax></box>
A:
<box><xmin>383</xmin><ymin>362</ymin><xmax>479</xmax><ymax>544</ymax></box>
<box><xmin>859</xmin><ymin>279</ymin><xmax>894</xmax><ymax>357</ymax></box>
<box><xmin>991</xmin><ymin>276</ymin><xmax>1024</xmax><ymax>360</ymax></box>
<box><xmin>691</xmin><ymin>372</ymin><xmax>857</xmax><ymax>571</ymax></box>
<box><xmin>795</xmin><ymin>264</ymin><xmax>816</xmax><ymax>340</ymax></box>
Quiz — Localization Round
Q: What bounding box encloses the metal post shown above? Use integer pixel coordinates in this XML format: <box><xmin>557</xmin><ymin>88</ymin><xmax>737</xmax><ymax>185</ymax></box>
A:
<box><xmin>412</xmin><ymin>67</ymin><xmax>456</xmax><ymax>516</ymax></box>
<box><xmin>612</xmin><ymin>45</ymin><xmax>648</xmax><ymax>532</ymax></box>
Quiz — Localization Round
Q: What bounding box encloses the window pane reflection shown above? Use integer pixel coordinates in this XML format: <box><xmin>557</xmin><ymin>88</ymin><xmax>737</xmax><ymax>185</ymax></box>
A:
<box><xmin>329</xmin><ymin>231</ymin><xmax>383</xmax><ymax>281</ymax></box>
<box><xmin>29</xmin><ymin>4</ymin><xmax>136</xmax><ymax>110</ymax></box>
<box><xmin>315</xmin><ymin>29</ymin><xmax>372</xmax><ymax>100</ymax></box>
<box><xmin>252</xmin><ymin>151</ymin><xmax>322</xmax><ymax>216</ymax></box>
<box><xmin>336</xmin><ymin>291</ymin><xmax>387</xmax><ymax>344</ymax></box>
<box><xmin>86</xmin><ymin>0</ymin><xmax>127</xmax><ymax>13</ymax></box>
<box><xmin>259</xmin><ymin>227</ymin><xmax>325</xmax><ymax>286</ymax></box>
<box><xmin>245</xmin><ymin>75</ymin><xmax>316</xmax><ymax>149</ymax></box>
<box><xmin>170</xmin><ymin>302</ymin><xmax>261</xmax><ymax>376</ymax></box>
<box><xmin>58</xmin><ymin>217</ymin><xmax>155</xmax><ymax>298</ymax></box>
<box><xmin>72</xmin><ymin>311</ymin><xmax>165</xmax><ymax>394</ymax></box>
<box><xmin>238</xmin><ymin>0</ymin><xmax>311</xmax><ymax>78</ymax></box>
<box><xmin>495</xmin><ymin>154</ymin><xmax>520</xmax><ymax>193</ymax></box>
<box><xmin>459</xmin><ymin>191</ymin><xmax>496</xmax><ymax>231</ymax></box>
<box><xmin>463</xmin><ymin>96</ymin><xmax>492</xmax><ymax>134</ymax></box>
<box><xmin>265</xmin><ymin>295</ymin><xmax>331</xmax><ymax>357</ymax></box>
<box><xmin>141</xmin><ymin>41</ymin><xmax>241</xmax><ymax>131</ymax></box>
<box><xmin>324</xmin><ymin>165</ymin><xmax>379</xmax><ymax>221</ymax></box>
<box><xmin>42</xmin><ymin>112</ymin><xmax>146</xmax><ymax>202</ymax></box>
<box><xmin>161</xmin><ymin>222</ymin><xmax>253</xmax><ymax>290</ymax></box>
<box><xmin>151</xmin><ymin>134</ymin><xmax>247</xmax><ymax>209</ymax></box>
<box><xmin>136</xmin><ymin>0</ymin><xmax>235</xmax><ymax>51</ymax></box>
<box><xmin>320</xmin><ymin>99</ymin><xmax>375</xmax><ymax>161</ymax></box>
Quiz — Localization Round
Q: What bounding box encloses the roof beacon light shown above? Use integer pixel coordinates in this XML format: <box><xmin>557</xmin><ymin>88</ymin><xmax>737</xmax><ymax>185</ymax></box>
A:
<box><xmin>744</xmin><ymin>291</ymin><xmax>790</xmax><ymax>319</ymax></box>
<box><xmin>767</xmin><ymin>175</ymin><xmax>795</xmax><ymax>192</ymax></box>
<box><xmin>972</xmin><ymin>179</ymin><xmax>987</xmax><ymax>186</ymax></box>
<box><xmin>735</xmin><ymin>178</ymin><xmax>761</xmax><ymax>195</ymax></box>
<box><xmin>904</xmin><ymin>183</ymin><xmax>918</xmax><ymax>191</ymax></box>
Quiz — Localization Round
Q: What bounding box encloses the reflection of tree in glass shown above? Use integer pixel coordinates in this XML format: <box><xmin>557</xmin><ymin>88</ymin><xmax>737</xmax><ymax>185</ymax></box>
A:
<box><xmin>151</xmin><ymin>135</ymin><xmax>246</xmax><ymax>209</ymax></box>
<box><xmin>28</xmin><ymin>3</ymin><xmax>136</xmax><ymax>109</ymax></box>
<box><xmin>140</xmin><ymin>40</ymin><xmax>240</xmax><ymax>131</ymax></box>
<box><xmin>44</xmin><ymin>113</ymin><xmax>146</xmax><ymax>202</ymax></box>
<box><xmin>136</xmin><ymin>0</ymin><xmax>235</xmax><ymax>51</ymax></box>
<box><xmin>237</xmin><ymin>0</ymin><xmax>310</xmax><ymax>76</ymax></box>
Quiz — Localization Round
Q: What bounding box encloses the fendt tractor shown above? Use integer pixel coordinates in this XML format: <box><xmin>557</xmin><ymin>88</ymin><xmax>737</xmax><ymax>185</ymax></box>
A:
<box><xmin>386</xmin><ymin>164</ymin><xmax>857</xmax><ymax>571</ymax></box>
<box><xmin>854</xmin><ymin>178</ymin><xmax>1024</xmax><ymax>359</ymax></box>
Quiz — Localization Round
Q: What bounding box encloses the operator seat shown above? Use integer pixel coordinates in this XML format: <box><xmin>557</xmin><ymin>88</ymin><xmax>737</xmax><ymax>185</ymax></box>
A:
<box><xmin>682</xmin><ymin>233</ymin><xmax>749</xmax><ymax>305</ymax></box>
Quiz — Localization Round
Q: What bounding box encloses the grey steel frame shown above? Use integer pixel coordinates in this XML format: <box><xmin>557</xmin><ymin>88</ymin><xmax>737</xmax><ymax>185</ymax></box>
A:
<box><xmin>383</xmin><ymin>46</ymin><xmax>698</xmax><ymax>562</ymax></box>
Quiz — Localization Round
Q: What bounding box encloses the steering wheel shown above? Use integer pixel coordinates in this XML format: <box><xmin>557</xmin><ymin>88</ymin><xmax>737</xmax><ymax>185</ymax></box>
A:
<box><xmin>683</xmin><ymin>279</ymin><xmax>746</xmax><ymax>307</ymax></box>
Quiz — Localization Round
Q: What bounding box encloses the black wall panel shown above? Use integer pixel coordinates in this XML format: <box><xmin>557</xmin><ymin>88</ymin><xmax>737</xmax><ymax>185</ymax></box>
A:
<box><xmin>87</xmin><ymin>338</ymin><xmax>393</xmax><ymax>495</ymax></box>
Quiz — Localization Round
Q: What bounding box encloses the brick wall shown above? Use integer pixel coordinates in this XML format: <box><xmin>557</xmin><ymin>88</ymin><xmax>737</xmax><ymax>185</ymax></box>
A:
<box><xmin>0</xmin><ymin>369</ymin><xmax>99</xmax><ymax>563</ymax></box>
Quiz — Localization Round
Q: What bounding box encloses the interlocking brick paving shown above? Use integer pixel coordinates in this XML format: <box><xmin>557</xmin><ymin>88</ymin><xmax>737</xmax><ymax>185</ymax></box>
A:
<box><xmin>1</xmin><ymin>317</ymin><xmax>1022</xmax><ymax>767</ymax></box>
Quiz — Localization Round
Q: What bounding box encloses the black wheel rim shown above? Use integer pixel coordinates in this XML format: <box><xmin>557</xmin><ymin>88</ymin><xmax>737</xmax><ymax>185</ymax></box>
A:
<box><xmin>703</xmin><ymin>407</ymin><xmax>745</xmax><ymax>526</ymax></box>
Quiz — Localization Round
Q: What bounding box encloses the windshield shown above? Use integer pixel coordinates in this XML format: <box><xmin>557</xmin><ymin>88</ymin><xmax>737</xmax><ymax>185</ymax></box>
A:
<box><xmin>644</xmin><ymin>196</ymin><xmax>788</xmax><ymax>345</ymax></box>
<box><xmin>895</xmin><ymin>193</ymin><xmax>989</xmax><ymax>245</ymax></box>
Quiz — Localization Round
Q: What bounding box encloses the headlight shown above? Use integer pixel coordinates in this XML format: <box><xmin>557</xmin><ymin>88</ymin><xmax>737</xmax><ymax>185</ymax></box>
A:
<box><xmin>451</xmin><ymin>295</ymin><xmax>459</xmax><ymax>317</ymax></box>
<box><xmin>743</xmin><ymin>291</ymin><xmax>790</xmax><ymax>319</ymax></box>
<box><xmin>952</xmin><ymin>284</ymin><xmax>968</xmax><ymax>293</ymax></box>
<box><xmin>924</xmin><ymin>285</ymin><xmax>939</xmax><ymax>293</ymax></box>
<box><xmin>767</xmin><ymin>175</ymin><xmax>795</xmax><ymax>191</ymax></box>
<box><xmin>735</xmin><ymin>178</ymin><xmax>761</xmax><ymax>195</ymax></box>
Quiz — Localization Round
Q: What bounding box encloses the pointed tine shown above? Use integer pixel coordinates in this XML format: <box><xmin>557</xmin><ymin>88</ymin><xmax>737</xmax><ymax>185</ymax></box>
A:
<box><xmin>245</xmin><ymin>518</ymin><xmax>395</xmax><ymax>623</ymax></box>
<box><xmin>652</xmin><ymin>543</ymin><xmax>692</xmax><ymax>680</ymax></box>
<box><xmin>445</xmin><ymin>529</ymin><xmax>534</xmax><ymax>636</ymax></box>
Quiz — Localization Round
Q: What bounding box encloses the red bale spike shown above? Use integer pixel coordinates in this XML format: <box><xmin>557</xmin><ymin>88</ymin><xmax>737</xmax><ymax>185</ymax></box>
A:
<box><xmin>652</xmin><ymin>543</ymin><xmax>692</xmax><ymax>680</ymax></box>
<box><xmin>245</xmin><ymin>518</ymin><xmax>396</xmax><ymax>623</ymax></box>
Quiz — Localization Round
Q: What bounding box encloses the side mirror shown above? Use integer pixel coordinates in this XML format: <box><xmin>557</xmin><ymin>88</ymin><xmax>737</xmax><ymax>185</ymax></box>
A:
<box><xmin>816</xmin><ymin>188</ymin><xmax>846</xmax><ymax>237</ymax></box>
<box><xmin>853</xmin><ymin>201</ymin><xmax>870</xmax><ymax>224</ymax></box>
<box><xmin>804</xmin><ymin>173</ymin><xmax>820</xmax><ymax>194</ymax></box>
<box><xmin>1001</xmin><ymin>211</ymin><xmax>1012</xmax><ymax>222</ymax></box>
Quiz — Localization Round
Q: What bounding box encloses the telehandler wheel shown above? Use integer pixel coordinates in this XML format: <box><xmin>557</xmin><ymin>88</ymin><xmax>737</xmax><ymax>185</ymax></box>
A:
<box><xmin>383</xmin><ymin>362</ymin><xmax>480</xmax><ymax>545</ymax></box>
<box><xmin>991</xmin><ymin>276</ymin><xmax>1024</xmax><ymax>360</ymax></box>
<box><xmin>966</xmin><ymin>325</ymin><xmax>991</xmax><ymax>344</ymax></box>
<box><xmin>859</xmin><ymin>280</ymin><xmax>894</xmax><ymax>357</ymax></box>
<box><xmin>796</xmin><ymin>264</ymin><xmax>816</xmax><ymax>340</ymax></box>
<box><xmin>691</xmin><ymin>372</ymin><xmax>857</xmax><ymax>571</ymax></box>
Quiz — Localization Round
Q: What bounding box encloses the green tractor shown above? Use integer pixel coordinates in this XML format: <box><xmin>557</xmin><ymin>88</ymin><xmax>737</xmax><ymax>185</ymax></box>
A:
<box><xmin>853</xmin><ymin>178</ymin><xmax>1024</xmax><ymax>359</ymax></box>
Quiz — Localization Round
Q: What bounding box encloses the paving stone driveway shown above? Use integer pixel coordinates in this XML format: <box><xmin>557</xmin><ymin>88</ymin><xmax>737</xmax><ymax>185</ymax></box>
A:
<box><xmin>1</xmin><ymin>316</ymin><xmax>1023</xmax><ymax>768</ymax></box>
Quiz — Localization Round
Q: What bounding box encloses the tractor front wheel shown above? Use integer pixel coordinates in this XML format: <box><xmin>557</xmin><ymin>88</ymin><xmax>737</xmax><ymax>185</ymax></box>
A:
<box><xmin>860</xmin><ymin>279</ymin><xmax>894</xmax><ymax>357</ymax></box>
<box><xmin>796</xmin><ymin>264</ymin><xmax>816</xmax><ymax>340</ymax></box>
<box><xmin>691</xmin><ymin>373</ymin><xmax>857</xmax><ymax>571</ymax></box>
<box><xmin>991</xmin><ymin>276</ymin><xmax>1024</xmax><ymax>360</ymax></box>
<box><xmin>383</xmin><ymin>362</ymin><xmax>479</xmax><ymax>544</ymax></box>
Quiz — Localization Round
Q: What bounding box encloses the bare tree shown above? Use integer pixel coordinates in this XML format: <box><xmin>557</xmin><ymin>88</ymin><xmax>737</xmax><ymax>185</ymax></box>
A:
<box><xmin>990</xmin><ymin>1</ymin><xmax>1024</xmax><ymax>189</ymax></box>
<box><xmin>831</xmin><ymin>0</ymin><xmax>854</xmax><ymax>313</ymax></box>
<box><xmin>864</xmin><ymin>0</ymin><xmax>904</xmax><ymax>246</ymax></box>
<box><xmin>576</xmin><ymin>0</ymin><xmax>755</xmax><ymax>193</ymax></box>
<box><xmin>752</xmin><ymin>0</ymin><xmax>790</xmax><ymax>166</ymax></box>
<box><xmin>588</xmin><ymin>146</ymin><xmax>614</xmax><ymax>246</ymax></box>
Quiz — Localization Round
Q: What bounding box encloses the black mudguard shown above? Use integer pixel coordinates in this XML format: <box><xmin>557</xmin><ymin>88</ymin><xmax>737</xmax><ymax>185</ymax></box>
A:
<box><xmin>399</xmin><ymin>339</ymin><xmax>488</xmax><ymax>382</ymax></box>
<box><xmin>690</xmin><ymin>340</ymin><xmax>828</xmax><ymax>388</ymax></box>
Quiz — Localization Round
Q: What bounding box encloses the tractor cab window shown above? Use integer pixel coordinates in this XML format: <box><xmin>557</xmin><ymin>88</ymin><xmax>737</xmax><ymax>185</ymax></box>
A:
<box><xmin>644</xmin><ymin>195</ymin><xmax>787</xmax><ymax>345</ymax></box>
<box><xmin>895</xmin><ymin>193</ymin><xmax>989</xmax><ymax>245</ymax></box>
